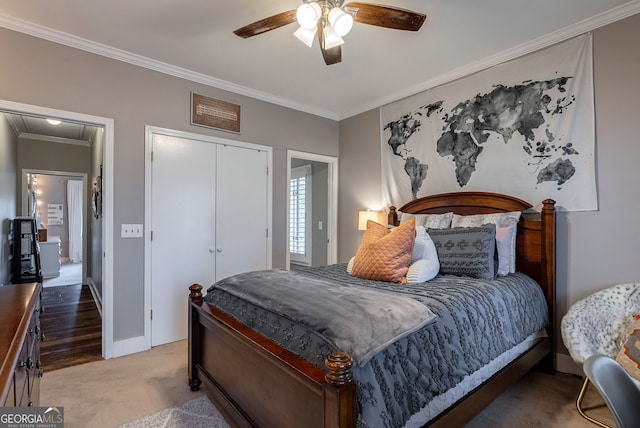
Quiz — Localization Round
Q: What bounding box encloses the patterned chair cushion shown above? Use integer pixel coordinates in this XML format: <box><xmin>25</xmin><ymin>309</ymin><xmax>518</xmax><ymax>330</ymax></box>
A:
<box><xmin>561</xmin><ymin>283</ymin><xmax>640</xmax><ymax>365</ymax></box>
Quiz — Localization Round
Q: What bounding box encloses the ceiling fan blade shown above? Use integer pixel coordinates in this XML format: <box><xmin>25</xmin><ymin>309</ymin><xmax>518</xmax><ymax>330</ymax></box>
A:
<box><xmin>345</xmin><ymin>2</ymin><xmax>426</xmax><ymax>31</ymax></box>
<box><xmin>318</xmin><ymin>23</ymin><xmax>342</xmax><ymax>65</ymax></box>
<box><xmin>233</xmin><ymin>10</ymin><xmax>297</xmax><ymax>38</ymax></box>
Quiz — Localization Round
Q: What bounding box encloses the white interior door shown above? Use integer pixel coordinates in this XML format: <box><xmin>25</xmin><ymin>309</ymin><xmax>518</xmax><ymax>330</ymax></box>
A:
<box><xmin>215</xmin><ymin>145</ymin><xmax>269</xmax><ymax>281</ymax></box>
<box><xmin>150</xmin><ymin>134</ymin><xmax>216</xmax><ymax>346</ymax></box>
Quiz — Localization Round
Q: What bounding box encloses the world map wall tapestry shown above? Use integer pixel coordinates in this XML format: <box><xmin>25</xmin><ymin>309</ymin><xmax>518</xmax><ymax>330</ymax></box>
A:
<box><xmin>380</xmin><ymin>34</ymin><xmax>596</xmax><ymax>212</ymax></box>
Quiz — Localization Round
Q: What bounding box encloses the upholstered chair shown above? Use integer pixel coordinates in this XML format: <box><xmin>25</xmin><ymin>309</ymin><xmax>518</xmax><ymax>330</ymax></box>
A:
<box><xmin>561</xmin><ymin>283</ymin><xmax>640</xmax><ymax>428</ymax></box>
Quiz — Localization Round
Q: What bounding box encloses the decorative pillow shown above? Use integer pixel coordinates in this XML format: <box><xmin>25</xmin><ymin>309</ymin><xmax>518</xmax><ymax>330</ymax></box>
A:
<box><xmin>349</xmin><ymin>225</ymin><xmax>440</xmax><ymax>283</ymax></box>
<box><xmin>427</xmin><ymin>224</ymin><xmax>498</xmax><ymax>280</ymax></box>
<box><xmin>350</xmin><ymin>218</ymin><xmax>416</xmax><ymax>283</ymax></box>
<box><xmin>400</xmin><ymin>212</ymin><xmax>453</xmax><ymax>229</ymax></box>
<box><xmin>616</xmin><ymin>313</ymin><xmax>640</xmax><ymax>381</ymax></box>
<box><xmin>496</xmin><ymin>224</ymin><xmax>516</xmax><ymax>276</ymax></box>
<box><xmin>452</xmin><ymin>211</ymin><xmax>521</xmax><ymax>273</ymax></box>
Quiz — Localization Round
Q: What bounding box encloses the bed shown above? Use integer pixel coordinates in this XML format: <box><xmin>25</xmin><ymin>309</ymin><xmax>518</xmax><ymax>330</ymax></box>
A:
<box><xmin>187</xmin><ymin>191</ymin><xmax>556</xmax><ymax>427</ymax></box>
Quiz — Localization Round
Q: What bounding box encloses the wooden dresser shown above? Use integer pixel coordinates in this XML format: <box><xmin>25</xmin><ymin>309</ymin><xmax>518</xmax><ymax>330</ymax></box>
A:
<box><xmin>0</xmin><ymin>282</ymin><xmax>43</xmax><ymax>406</ymax></box>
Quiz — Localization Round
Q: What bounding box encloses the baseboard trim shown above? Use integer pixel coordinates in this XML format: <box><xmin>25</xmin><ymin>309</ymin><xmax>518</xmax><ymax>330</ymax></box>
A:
<box><xmin>86</xmin><ymin>277</ymin><xmax>103</xmax><ymax>317</ymax></box>
<box><xmin>556</xmin><ymin>352</ymin><xmax>582</xmax><ymax>377</ymax></box>
<box><xmin>113</xmin><ymin>336</ymin><xmax>147</xmax><ymax>358</ymax></box>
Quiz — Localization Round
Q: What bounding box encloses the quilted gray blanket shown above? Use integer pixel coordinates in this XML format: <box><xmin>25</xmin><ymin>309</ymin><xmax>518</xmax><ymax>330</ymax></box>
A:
<box><xmin>205</xmin><ymin>264</ymin><xmax>549</xmax><ymax>428</ymax></box>
<box><xmin>209</xmin><ymin>269</ymin><xmax>437</xmax><ymax>366</ymax></box>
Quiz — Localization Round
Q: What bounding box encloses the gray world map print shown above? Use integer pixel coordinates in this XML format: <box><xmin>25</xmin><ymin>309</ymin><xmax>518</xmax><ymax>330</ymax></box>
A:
<box><xmin>380</xmin><ymin>34</ymin><xmax>597</xmax><ymax>212</ymax></box>
<box><xmin>384</xmin><ymin>77</ymin><xmax>579</xmax><ymax>199</ymax></box>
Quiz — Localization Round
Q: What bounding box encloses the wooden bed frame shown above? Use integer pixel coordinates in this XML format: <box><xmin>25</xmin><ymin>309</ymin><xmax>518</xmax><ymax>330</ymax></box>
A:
<box><xmin>188</xmin><ymin>191</ymin><xmax>556</xmax><ymax>427</ymax></box>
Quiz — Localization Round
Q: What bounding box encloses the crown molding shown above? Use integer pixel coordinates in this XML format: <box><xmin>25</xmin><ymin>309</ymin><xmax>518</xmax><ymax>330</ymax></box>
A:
<box><xmin>19</xmin><ymin>132</ymin><xmax>90</xmax><ymax>147</ymax></box>
<box><xmin>0</xmin><ymin>14</ymin><xmax>340</xmax><ymax>121</ymax></box>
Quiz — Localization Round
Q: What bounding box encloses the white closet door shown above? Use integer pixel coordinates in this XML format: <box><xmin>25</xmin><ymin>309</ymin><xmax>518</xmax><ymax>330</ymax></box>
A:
<box><xmin>150</xmin><ymin>134</ymin><xmax>216</xmax><ymax>346</ymax></box>
<box><xmin>215</xmin><ymin>145</ymin><xmax>269</xmax><ymax>281</ymax></box>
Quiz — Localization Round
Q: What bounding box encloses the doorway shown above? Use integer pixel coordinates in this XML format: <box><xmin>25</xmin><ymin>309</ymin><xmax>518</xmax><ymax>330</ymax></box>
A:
<box><xmin>286</xmin><ymin>151</ymin><xmax>338</xmax><ymax>268</ymax></box>
<box><xmin>22</xmin><ymin>170</ymin><xmax>87</xmax><ymax>289</ymax></box>
<box><xmin>0</xmin><ymin>99</ymin><xmax>115</xmax><ymax>359</ymax></box>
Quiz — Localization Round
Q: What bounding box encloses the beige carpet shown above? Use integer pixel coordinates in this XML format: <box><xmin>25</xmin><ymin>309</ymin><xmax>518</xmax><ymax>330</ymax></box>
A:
<box><xmin>41</xmin><ymin>340</ymin><xmax>614</xmax><ymax>427</ymax></box>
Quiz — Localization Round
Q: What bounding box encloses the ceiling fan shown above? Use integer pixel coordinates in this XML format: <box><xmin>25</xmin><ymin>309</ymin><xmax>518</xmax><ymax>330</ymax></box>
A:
<box><xmin>233</xmin><ymin>1</ymin><xmax>426</xmax><ymax>65</ymax></box>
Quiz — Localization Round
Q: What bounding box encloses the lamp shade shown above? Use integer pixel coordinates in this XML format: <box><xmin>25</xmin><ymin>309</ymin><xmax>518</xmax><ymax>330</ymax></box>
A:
<box><xmin>358</xmin><ymin>210</ymin><xmax>386</xmax><ymax>230</ymax></box>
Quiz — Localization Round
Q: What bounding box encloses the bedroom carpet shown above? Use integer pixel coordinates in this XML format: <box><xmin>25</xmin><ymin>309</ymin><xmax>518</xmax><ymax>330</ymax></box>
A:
<box><xmin>40</xmin><ymin>340</ymin><xmax>615</xmax><ymax>428</ymax></box>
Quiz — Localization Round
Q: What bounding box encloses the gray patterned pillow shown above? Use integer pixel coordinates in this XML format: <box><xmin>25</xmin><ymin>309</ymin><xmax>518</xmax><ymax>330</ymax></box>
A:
<box><xmin>427</xmin><ymin>224</ymin><xmax>497</xmax><ymax>280</ymax></box>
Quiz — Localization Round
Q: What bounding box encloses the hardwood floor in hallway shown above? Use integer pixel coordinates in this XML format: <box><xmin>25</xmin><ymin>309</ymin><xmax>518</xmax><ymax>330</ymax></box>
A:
<box><xmin>40</xmin><ymin>283</ymin><xmax>102</xmax><ymax>372</ymax></box>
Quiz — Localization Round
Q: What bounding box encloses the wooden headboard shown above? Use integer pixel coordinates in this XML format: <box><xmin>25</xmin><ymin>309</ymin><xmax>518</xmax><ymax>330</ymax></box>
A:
<box><xmin>388</xmin><ymin>191</ymin><xmax>556</xmax><ymax>322</ymax></box>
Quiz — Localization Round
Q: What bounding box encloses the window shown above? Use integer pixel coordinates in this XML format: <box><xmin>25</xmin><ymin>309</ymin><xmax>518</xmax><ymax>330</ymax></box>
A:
<box><xmin>290</xmin><ymin>165</ymin><xmax>311</xmax><ymax>265</ymax></box>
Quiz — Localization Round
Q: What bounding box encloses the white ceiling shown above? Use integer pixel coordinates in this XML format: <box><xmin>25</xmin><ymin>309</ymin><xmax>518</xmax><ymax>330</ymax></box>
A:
<box><xmin>0</xmin><ymin>1</ymin><xmax>639</xmax><ymax>120</ymax></box>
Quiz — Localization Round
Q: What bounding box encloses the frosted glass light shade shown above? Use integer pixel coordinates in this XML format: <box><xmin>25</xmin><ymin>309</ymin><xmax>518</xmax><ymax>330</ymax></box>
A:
<box><xmin>323</xmin><ymin>25</ymin><xmax>344</xmax><ymax>49</ymax></box>
<box><xmin>296</xmin><ymin>3</ymin><xmax>322</xmax><ymax>30</ymax></box>
<box><xmin>294</xmin><ymin>26</ymin><xmax>317</xmax><ymax>47</ymax></box>
<box><xmin>328</xmin><ymin>7</ymin><xmax>354</xmax><ymax>37</ymax></box>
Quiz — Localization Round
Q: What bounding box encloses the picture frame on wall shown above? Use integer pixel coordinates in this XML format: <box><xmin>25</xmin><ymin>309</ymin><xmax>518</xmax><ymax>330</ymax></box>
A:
<box><xmin>191</xmin><ymin>92</ymin><xmax>241</xmax><ymax>133</ymax></box>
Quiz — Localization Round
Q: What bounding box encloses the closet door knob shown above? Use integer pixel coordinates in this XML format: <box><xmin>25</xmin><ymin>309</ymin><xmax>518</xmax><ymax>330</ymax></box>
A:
<box><xmin>216</xmin><ymin>247</ymin><xmax>223</xmax><ymax>253</ymax></box>
<box><xmin>208</xmin><ymin>248</ymin><xmax>215</xmax><ymax>253</ymax></box>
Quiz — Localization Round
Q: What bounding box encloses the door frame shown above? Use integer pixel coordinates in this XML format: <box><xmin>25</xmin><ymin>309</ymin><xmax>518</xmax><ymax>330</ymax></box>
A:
<box><xmin>144</xmin><ymin>126</ymin><xmax>273</xmax><ymax>349</ymax></box>
<box><xmin>286</xmin><ymin>150</ymin><xmax>338</xmax><ymax>268</ymax></box>
<box><xmin>1</xmin><ymin>99</ymin><xmax>115</xmax><ymax>358</ymax></box>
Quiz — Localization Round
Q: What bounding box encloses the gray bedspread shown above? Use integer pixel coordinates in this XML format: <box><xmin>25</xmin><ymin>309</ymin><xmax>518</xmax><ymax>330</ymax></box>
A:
<box><xmin>205</xmin><ymin>264</ymin><xmax>549</xmax><ymax>428</ymax></box>
<box><xmin>210</xmin><ymin>269</ymin><xmax>436</xmax><ymax>366</ymax></box>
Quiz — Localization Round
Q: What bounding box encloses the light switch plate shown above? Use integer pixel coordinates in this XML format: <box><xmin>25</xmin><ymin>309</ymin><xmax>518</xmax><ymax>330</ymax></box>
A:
<box><xmin>121</xmin><ymin>223</ymin><xmax>143</xmax><ymax>238</ymax></box>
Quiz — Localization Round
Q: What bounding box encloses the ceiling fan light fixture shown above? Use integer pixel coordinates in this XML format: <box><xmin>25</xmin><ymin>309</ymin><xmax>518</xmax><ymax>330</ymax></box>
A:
<box><xmin>294</xmin><ymin>26</ymin><xmax>317</xmax><ymax>47</ymax></box>
<box><xmin>323</xmin><ymin>25</ymin><xmax>344</xmax><ymax>50</ymax></box>
<box><xmin>296</xmin><ymin>2</ymin><xmax>322</xmax><ymax>30</ymax></box>
<box><xmin>328</xmin><ymin>7</ymin><xmax>353</xmax><ymax>37</ymax></box>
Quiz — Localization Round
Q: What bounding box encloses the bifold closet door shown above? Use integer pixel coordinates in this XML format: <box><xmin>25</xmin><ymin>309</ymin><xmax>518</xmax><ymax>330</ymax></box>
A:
<box><xmin>150</xmin><ymin>134</ymin><xmax>216</xmax><ymax>346</ymax></box>
<box><xmin>215</xmin><ymin>145</ymin><xmax>269</xmax><ymax>282</ymax></box>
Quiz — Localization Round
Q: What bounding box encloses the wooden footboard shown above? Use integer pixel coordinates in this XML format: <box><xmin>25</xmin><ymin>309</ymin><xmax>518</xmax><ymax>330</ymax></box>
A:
<box><xmin>188</xmin><ymin>284</ymin><xmax>355</xmax><ymax>427</ymax></box>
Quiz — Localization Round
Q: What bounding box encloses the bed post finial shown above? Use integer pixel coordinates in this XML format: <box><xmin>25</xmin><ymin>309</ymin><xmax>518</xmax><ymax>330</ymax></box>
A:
<box><xmin>324</xmin><ymin>351</ymin><xmax>356</xmax><ymax>426</ymax></box>
<box><xmin>388</xmin><ymin>206</ymin><xmax>398</xmax><ymax>226</ymax></box>
<box><xmin>324</xmin><ymin>351</ymin><xmax>353</xmax><ymax>385</ymax></box>
<box><xmin>189</xmin><ymin>283</ymin><xmax>204</xmax><ymax>303</ymax></box>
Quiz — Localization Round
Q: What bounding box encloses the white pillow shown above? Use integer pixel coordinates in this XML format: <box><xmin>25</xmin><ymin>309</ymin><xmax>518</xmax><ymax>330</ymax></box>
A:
<box><xmin>406</xmin><ymin>227</ymin><xmax>439</xmax><ymax>284</ymax></box>
<box><xmin>496</xmin><ymin>224</ymin><xmax>516</xmax><ymax>276</ymax></box>
<box><xmin>346</xmin><ymin>256</ymin><xmax>355</xmax><ymax>274</ymax></box>
<box><xmin>400</xmin><ymin>212</ymin><xmax>453</xmax><ymax>229</ymax></box>
<box><xmin>451</xmin><ymin>211</ymin><xmax>521</xmax><ymax>273</ymax></box>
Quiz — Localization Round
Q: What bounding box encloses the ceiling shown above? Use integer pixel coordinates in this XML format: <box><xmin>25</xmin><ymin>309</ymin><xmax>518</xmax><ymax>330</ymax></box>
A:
<box><xmin>4</xmin><ymin>113</ymin><xmax>97</xmax><ymax>146</ymax></box>
<box><xmin>0</xmin><ymin>1</ymin><xmax>639</xmax><ymax>120</ymax></box>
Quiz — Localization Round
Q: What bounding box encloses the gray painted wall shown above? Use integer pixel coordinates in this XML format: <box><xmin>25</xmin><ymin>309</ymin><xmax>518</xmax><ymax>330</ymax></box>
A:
<box><xmin>0</xmin><ymin>27</ymin><xmax>338</xmax><ymax>342</ymax></box>
<box><xmin>338</xmin><ymin>13</ymin><xmax>640</xmax><ymax>360</ymax></box>
<box><xmin>0</xmin><ymin>115</ymin><xmax>18</xmax><ymax>285</ymax></box>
